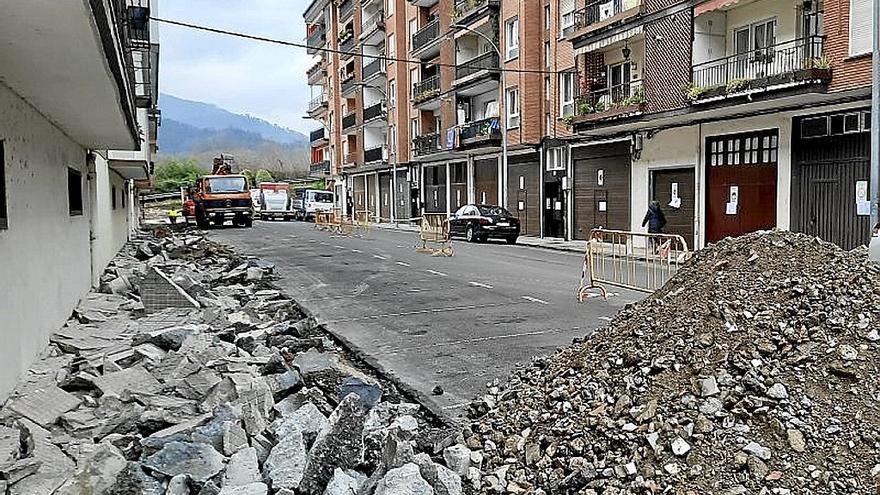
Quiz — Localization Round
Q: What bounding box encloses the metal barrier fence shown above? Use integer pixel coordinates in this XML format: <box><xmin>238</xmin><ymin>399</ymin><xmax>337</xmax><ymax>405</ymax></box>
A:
<box><xmin>416</xmin><ymin>214</ymin><xmax>453</xmax><ymax>257</ymax></box>
<box><xmin>578</xmin><ymin>229</ymin><xmax>691</xmax><ymax>301</ymax></box>
<box><xmin>315</xmin><ymin>209</ymin><xmax>355</xmax><ymax>235</ymax></box>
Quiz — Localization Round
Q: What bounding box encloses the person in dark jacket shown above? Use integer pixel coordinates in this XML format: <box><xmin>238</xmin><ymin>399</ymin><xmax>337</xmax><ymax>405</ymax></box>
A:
<box><xmin>642</xmin><ymin>200</ymin><xmax>667</xmax><ymax>234</ymax></box>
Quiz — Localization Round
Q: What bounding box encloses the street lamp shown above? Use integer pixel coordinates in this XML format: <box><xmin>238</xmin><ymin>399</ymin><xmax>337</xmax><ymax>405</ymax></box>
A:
<box><xmin>450</xmin><ymin>23</ymin><xmax>509</xmax><ymax>211</ymax></box>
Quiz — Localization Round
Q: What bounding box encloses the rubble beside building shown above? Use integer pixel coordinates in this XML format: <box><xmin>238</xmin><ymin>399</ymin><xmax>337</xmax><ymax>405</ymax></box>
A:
<box><xmin>0</xmin><ymin>227</ymin><xmax>476</xmax><ymax>495</ymax></box>
<box><xmin>467</xmin><ymin>231</ymin><xmax>880</xmax><ymax>494</ymax></box>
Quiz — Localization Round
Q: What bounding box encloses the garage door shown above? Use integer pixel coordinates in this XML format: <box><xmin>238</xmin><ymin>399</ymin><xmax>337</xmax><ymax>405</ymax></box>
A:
<box><xmin>352</xmin><ymin>175</ymin><xmax>366</xmax><ymax>211</ymax></box>
<box><xmin>379</xmin><ymin>173</ymin><xmax>391</xmax><ymax>221</ymax></box>
<box><xmin>705</xmin><ymin>130</ymin><xmax>777</xmax><ymax>243</ymax></box>
<box><xmin>474</xmin><ymin>158</ymin><xmax>498</xmax><ymax>205</ymax></box>
<box><xmin>450</xmin><ymin>162</ymin><xmax>468</xmax><ymax>211</ymax></box>
<box><xmin>573</xmin><ymin>142</ymin><xmax>631</xmax><ymax>240</ymax></box>
<box><xmin>423</xmin><ymin>164</ymin><xmax>447</xmax><ymax>214</ymax></box>
<box><xmin>651</xmin><ymin>168</ymin><xmax>696</xmax><ymax>248</ymax></box>
<box><xmin>365</xmin><ymin>175</ymin><xmax>377</xmax><ymax>216</ymax></box>
<box><xmin>507</xmin><ymin>154</ymin><xmax>540</xmax><ymax>236</ymax></box>
<box><xmin>792</xmin><ymin>113</ymin><xmax>871</xmax><ymax>250</ymax></box>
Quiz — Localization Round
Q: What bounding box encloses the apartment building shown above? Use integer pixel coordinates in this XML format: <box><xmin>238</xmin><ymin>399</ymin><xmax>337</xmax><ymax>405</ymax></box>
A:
<box><xmin>0</xmin><ymin>0</ymin><xmax>160</xmax><ymax>397</ymax></box>
<box><xmin>304</xmin><ymin>0</ymin><xmax>873</xmax><ymax>248</ymax></box>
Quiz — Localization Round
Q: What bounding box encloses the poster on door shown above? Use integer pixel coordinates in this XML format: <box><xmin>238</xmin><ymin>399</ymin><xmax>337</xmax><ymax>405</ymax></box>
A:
<box><xmin>725</xmin><ymin>185</ymin><xmax>738</xmax><ymax>215</ymax></box>
<box><xmin>669</xmin><ymin>182</ymin><xmax>681</xmax><ymax>209</ymax></box>
<box><xmin>856</xmin><ymin>180</ymin><xmax>870</xmax><ymax>216</ymax></box>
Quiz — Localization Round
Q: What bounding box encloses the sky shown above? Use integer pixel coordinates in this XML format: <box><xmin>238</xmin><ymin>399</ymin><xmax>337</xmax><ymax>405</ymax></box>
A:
<box><xmin>156</xmin><ymin>0</ymin><xmax>315</xmax><ymax>134</ymax></box>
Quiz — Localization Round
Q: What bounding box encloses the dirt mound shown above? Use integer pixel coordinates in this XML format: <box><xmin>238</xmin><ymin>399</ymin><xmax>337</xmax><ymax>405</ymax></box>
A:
<box><xmin>466</xmin><ymin>231</ymin><xmax>880</xmax><ymax>494</ymax></box>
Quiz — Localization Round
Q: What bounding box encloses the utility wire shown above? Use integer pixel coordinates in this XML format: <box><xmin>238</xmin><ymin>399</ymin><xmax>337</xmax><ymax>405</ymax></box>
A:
<box><xmin>153</xmin><ymin>17</ymin><xmax>575</xmax><ymax>76</ymax></box>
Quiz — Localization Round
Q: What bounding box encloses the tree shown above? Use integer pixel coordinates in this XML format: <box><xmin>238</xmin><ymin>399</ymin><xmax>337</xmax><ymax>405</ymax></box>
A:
<box><xmin>240</xmin><ymin>169</ymin><xmax>256</xmax><ymax>187</ymax></box>
<box><xmin>153</xmin><ymin>158</ymin><xmax>204</xmax><ymax>193</ymax></box>
<box><xmin>254</xmin><ymin>169</ymin><xmax>274</xmax><ymax>185</ymax></box>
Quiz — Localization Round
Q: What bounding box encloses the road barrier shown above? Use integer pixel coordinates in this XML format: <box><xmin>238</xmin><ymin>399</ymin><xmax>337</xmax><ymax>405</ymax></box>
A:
<box><xmin>578</xmin><ymin>229</ymin><xmax>691</xmax><ymax>300</ymax></box>
<box><xmin>415</xmin><ymin>214</ymin><xmax>453</xmax><ymax>257</ymax></box>
<box><xmin>354</xmin><ymin>210</ymin><xmax>375</xmax><ymax>235</ymax></box>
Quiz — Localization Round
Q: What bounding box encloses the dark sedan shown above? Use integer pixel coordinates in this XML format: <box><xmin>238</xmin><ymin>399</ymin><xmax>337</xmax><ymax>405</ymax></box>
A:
<box><xmin>448</xmin><ymin>204</ymin><xmax>520</xmax><ymax>244</ymax></box>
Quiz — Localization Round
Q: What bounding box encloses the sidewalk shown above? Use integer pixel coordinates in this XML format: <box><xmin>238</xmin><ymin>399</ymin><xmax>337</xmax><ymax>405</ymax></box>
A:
<box><xmin>372</xmin><ymin>222</ymin><xmax>587</xmax><ymax>253</ymax></box>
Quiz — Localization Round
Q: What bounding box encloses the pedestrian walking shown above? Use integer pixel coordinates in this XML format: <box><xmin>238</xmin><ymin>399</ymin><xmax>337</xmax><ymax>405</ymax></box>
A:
<box><xmin>346</xmin><ymin>194</ymin><xmax>354</xmax><ymax>216</ymax></box>
<box><xmin>642</xmin><ymin>200</ymin><xmax>667</xmax><ymax>253</ymax></box>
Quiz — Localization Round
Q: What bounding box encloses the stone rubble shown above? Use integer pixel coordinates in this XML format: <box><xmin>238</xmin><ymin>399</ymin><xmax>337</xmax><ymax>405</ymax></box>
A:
<box><xmin>466</xmin><ymin>230</ymin><xmax>880</xmax><ymax>494</ymax></box>
<box><xmin>0</xmin><ymin>227</ymin><xmax>471</xmax><ymax>495</ymax></box>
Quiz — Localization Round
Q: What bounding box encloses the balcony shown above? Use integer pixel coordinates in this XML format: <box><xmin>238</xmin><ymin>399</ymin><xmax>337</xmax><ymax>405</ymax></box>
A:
<box><xmin>689</xmin><ymin>36</ymin><xmax>830</xmax><ymax>102</ymax></box>
<box><xmin>570</xmin><ymin>0</ymin><xmax>642</xmax><ymax>37</ymax></box>
<box><xmin>361</xmin><ymin>10</ymin><xmax>385</xmax><ymax>39</ymax></box>
<box><xmin>344</xmin><ymin>152</ymin><xmax>359</xmax><ymax>167</ymax></box>
<box><xmin>341</xmin><ymin>74</ymin><xmax>357</xmax><ymax>96</ymax></box>
<box><xmin>458</xmin><ymin>118</ymin><xmax>501</xmax><ymax>148</ymax></box>
<box><xmin>306</xmin><ymin>25</ymin><xmax>326</xmax><ymax>55</ymax></box>
<box><xmin>363</xmin><ymin>58</ymin><xmax>386</xmax><ymax>81</ymax></box>
<box><xmin>412</xmin><ymin>133</ymin><xmax>442</xmax><ymax>157</ymax></box>
<box><xmin>364</xmin><ymin>145</ymin><xmax>386</xmax><ymax>164</ymax></box>
<box><xmin>310</xmin><ymin>160</ymin><xmax>331</xmax><ymax>177</ymax></box>
<box><xmin>307</xmin><ymin>59</ymin><xmax>326</xmax><ymax>85</ymax></box>
<box><xmin>339</xmin><ymin>32</ymin><xmax>355</xmax><ymax>54</ymax></box>
<box><xmin>363</xmin><ymin>101</ymin><xmax>385</xmax><ymax>123</ymax></box>
<box><xmin>339</xmin><ymin>0</ymin><xmax>354</xmax><ymax>19</ymax></box>
<box><xmin>310</xmin><ymin>127</ymin><xmax>328</xmax><ymax>145</ymax></box>
<box><xmin>412</xmin><ymin>75</ymin><xmax>440</xmax><ymax>103</ymax></box>
<box><xmin>572</xmin><ymin>81</ymin><xmax>645</xmax><ymax>124</ymax></box>
<box><xmin>453</xmin><ymin>0</ymin><xmax>500</xmax><ymax>24</ymax></box>
<box><xmin>342</xmin><ymin>112</ymin><xmax>357</xmax><ymax>131</ymax></box>
<box><xmin>412</xmin><ymin>19</ymin><xmax>440</xmax><ymax>55</ymax></box>
<box><xmin>455</xmin><ymin>51</ymin><xmax>499</xmax><ymax>82</ymax></box>
<box><xmin>308</xmin><ymin>94</ymin><xmax>328</xmax><ymax>114</ymax></box>
<box><xmin>409</xmin><ymin>0</ymin><xmax>439</xmax><ymax>6</ymax></box>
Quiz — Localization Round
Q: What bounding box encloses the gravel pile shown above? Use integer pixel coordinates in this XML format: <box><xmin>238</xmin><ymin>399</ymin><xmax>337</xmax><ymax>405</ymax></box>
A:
<box><xmin>0</xmin><ymin>227</ymin><xmax>471</xmax><ymax>495</ymax></box>
<box><xmin>466</xmin><ymin>231</ymin><xmax>880</xmax><ymax>494</ymax></box>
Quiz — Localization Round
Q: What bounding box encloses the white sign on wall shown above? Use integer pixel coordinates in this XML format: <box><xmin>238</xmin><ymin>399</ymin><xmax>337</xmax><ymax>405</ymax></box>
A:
<box><xmin>856</xmin><ymin>180</ymin><xmax>870</xmax><ymax>216</ymax></box>
<box><xmin>669</xmin><ymin>182</ymin><xmax>681</xmax><ymax>209</ymax></box>
<box><xmin>725</xmin><ymin>185</ymin><xmax>739</xmax><ymax>215</ymax></box>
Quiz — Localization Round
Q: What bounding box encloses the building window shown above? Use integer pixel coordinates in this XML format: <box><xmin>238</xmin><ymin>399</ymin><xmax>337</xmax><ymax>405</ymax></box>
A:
<box><xmin>506</xmin><ymin>87</ymin><xmax>520</xmax><ymax>128</ymax></box>
<box><xmin>389</xmin><ymin>79</ymin><xmax>396</xmax><ymax>106</ymax></box>
<box><xmin>388</xmin><ymin>34</ymin><xmax>396</xmax><ymax>61</ymax></box>
<box><xmin>387</xmin><ymin>0</ymin><xmax>394</xmax><ymax>17</ymax></box>
<box><xmin>545</xmin><ymin>5</ymin><xmax>551</xmax><ymax>30</ymax></box>
<box><xmin>451</xmin><ymin>163</ymin><xmax>466</xmax><ymax>184</ymax></box>
<box><xmin>505</xmin><ymin>17</ymin><xmax>519</xmax><ymax>60</ymax></box>
<box><xmin>707</xmin><ymin>130</ymin><xmax>778</xmax><ymax>167</ymax></box>
<box><xmin>112</xmin><ymin>186</ymin><xmax>117</xmax><ymax>210</ymax></box>
<box><xmin>389</xmin><ymin>124</ymin><xmax>397</xmax><ymax>156</ymax></box>
<box><xmin>546</xmin><ymin>147</ymin><xmax>567</xmax><ymax>171</ymax></box>
<box><xmin>560</xmin><ymin>71</ymin><xmax>575</xmax><ymax>117</ymax></box>
<box><xmin>0</xmin><ymin>140</ymin><xmax>6</xmax><ymax>230</ymax></box>
<box><xmin>560</xmin><ymin>0</ymin><xmax>575</xmax><ymax>36</ymax></box>
<box><xmin>849</xmin><ymin>0</ymin><xmax>873</xmax><ymax>55</ymax></box>
<box><xmin>68</xmin><ymin>168</ymin><xmax>83</xmax><ymax>216</ymax></box>
<box><xmin>544</xmin><ymin>41</ymin><xmax>551</xmax><ymax>68</ymax></box>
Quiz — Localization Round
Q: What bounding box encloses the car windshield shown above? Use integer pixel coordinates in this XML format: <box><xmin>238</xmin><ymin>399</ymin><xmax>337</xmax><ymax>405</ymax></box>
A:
<box><xmin>310</xmin><ymin>192</ymin><xmax>334</xmax><ymax>203</ymax></box>
<box><xmin>478</xmin><ymin>205</ymin><xmax>511</xmax><ymax>216</ymax></box>
<box><xmin>207</xmin><ymin>177</ymin><xmax>247</xmax><ymax>193</ymax></box>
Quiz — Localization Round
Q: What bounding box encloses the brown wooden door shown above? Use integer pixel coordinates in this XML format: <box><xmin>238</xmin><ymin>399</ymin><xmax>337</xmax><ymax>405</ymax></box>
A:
<box><xmin>353</xmin><ymin>176</ymin><xmax>366</xmax><ymax>212</ymax></box>
<box><xmin>705</xmin><ymin>130</ymin><xmax>778</xmax><ymax>243</ymax></box>
<box><xmin>507</xmin><ymin>156</ymin><xmax>540</xmax><ymax>236</ymax></box>
<box><xmin>450</xmin><ymin>162</ymin><xmax>468</xmax><ymax>211</ymax></box>
<box><xmin>423</xmin><ymin>165</ymin><xmax>446</xmax><ymax>213</ymax></box>
<box><xmin>365</xmin><ymin>175</ymin><xmax>377</xmax><ymax>216</ymax></box>
<box><xmin>573</xmin><ymin>143</ymin><xmax>632</xmax><ymax>240</ymax></box>
<box><xmin>474</xmin><ymin>158</ymin><xmax>498</xmax><ymax>205</ymax></box>
<box><xmin>651</xmin><ymin>168</ymin><xmax>696</xmax><ymax>248</ymax></box>
<box><xmin>379</xmin><ymin>173</ymin><xmax>391</xmax><ymax>221</ymax></box>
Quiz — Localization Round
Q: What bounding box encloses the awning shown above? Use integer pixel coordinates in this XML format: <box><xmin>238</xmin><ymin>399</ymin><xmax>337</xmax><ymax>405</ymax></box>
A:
<box><xmin>695</xmin><ymin>0</ymin><xmax>745</xmax><ymax>15</ymax></box>
<box><xmin>575</xmin><ymin>25</ymin><xmax>643</xmax><ymax>55</ymax></box>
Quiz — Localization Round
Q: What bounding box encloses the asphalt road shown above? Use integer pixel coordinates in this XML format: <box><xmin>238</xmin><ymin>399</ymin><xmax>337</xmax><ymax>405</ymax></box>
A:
<box><xmin>210</xmin><ymin>221</ymin><xmax>643</xmax><ymax>418</ymax></box>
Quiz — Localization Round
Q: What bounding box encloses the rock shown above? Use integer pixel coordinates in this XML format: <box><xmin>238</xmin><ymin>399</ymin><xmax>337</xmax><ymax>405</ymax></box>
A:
<box><xmin>742</xmin><ymin>441</ymin><xmax>772</xmax><ymax>461</ymax></box>
<box><xmin>338</xmin><ymin>376</ymin><xmax>383</xmax><ymax>409</ymax></box>
<box><xmin>142</xmin><ymin>441</ymin><xmax>225</xmax><ymax>483</ymax></box>
<box><xmin>264</xmin><ymin>430</ymin><xmax>307</xmax><ymax>491</ymax></box>
<box><xmin>218</xmin><ymin>483</ymin><xmax>268</xmax><ymax>495</ymax></box>
<box><xmin>300</xmin><ymin>393</ymin><xmax>367</xmax><ymax>494</ymax></box>
<box><xmin>699</xmin><ymin>376</ymin><xmax>719</xmax><ymax>397</ymax></box>
<box><xmin>54</xmin><ymin>443</ymin><xmax>127</xmax><ymax>495</ymax></box>
<box><xmin>222</xmin><ymin>422</ymin><xmax>249</xmax><ymax>456</ymax></box>
<box><xmin>442</xmin><ymin>444</ymin><xmax>472</xmax><ymax>476</ymax></box>
<box><xmin>223</xmin><ymin>447</ymin><xmax>260</xmax><ymax>487</ymax></box>
<box><xmin>671</xmin><ymin>437</ymin><xmax>691</xmax><ymax>456</ymax></box>
<box><xmin>766</xmin><ymin>383</ymin><xmax>788</xmax><ymax>399</ymax></box>
<box><xmin>166</xmin><ymin>474</ymin><xmax>191</xmax><ymax>495</ymax></box>
<box><xmin>787</xmin><ymin>429</ymin><xmax>806</xmax><ymax>453</ymax></box>
<box><xmin>383</xmin><ymin>431</ymin><xmax>415</xmax><ymax>470</ymax></box>
<box><xmin>375</xmin><ymin>463</ymin><xmax>434</xmax><ymax>495</ymax></box>
<box><xmin>6</xmin><ymin>385</ymin><xmax>81</xmax><ymax>427</ymax></box>
<box><xmin>270</xmin><ymin>402</ymin><xmax>328</xmax><ymax>447</ymax></box>
<box><xmin>839</xmin><ymin>344</ymin><xmax>858</xmax><ymax>360</ymax></box>
<box><xmin>323</xmin><ymin>468</ymin><xmax>366</xmax><ymax>495</ymax></box>
<box><xmin>265</xmin><ymin>370</ymin><xmax>303</xmax><ymax>397</ymax></box>
<box><xmin>431</xmin><ymin>386</ymin><xmax>444</xmax><ymax>396</ymax></box>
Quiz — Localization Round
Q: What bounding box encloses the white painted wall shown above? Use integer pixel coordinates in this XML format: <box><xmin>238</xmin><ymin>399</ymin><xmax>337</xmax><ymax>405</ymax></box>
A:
<box><xmin>693</xmin><ymin>11</ymin><xmax>727</xmax><ymax>65</ymax></box>
<box><xmin>90</xmin><ymin>153</ymin><xmax>130</xmax><ymax>285</ymax></box>
<box><xmin>0</xmin><ymin>82</ymin><xmax>93</xmax><ymax>397</ymax></box>
<box><xmin>725</xmin><ymin>0</ymin><xmax>799</xmax><ymax>52</ymax></box>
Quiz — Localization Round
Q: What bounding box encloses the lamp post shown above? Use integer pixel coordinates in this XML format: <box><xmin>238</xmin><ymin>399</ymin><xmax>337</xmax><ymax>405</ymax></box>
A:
<box><xmin>869</xmin><ymin>0</ymin><xmax>880</xmax><ymax>259</ymax></box>
<box><xmin>450</xmin><ymin>23</ymin><xmax>509</xmax><ymax>210</ymax></box>
<box><xmin>355</xmin><ymin>81</ymin><xmax>395</xmax><ymax>222</ymax></box>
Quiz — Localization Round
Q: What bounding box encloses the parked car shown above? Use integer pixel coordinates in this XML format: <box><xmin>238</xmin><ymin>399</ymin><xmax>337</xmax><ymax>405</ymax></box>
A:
<box><xmin>449</xmin><ymin>204</ymin><xmax>520</xmax><ymax>244</ymax></box>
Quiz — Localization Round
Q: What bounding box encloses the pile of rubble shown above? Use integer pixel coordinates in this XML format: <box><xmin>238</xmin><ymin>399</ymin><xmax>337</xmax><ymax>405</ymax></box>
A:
<box><xmin>0</xmin><ymin>227</ymin><xmax>476</xmax><ymax>495</ymax></box>
<box><xmin>467</xmin><ymin>231</ymin><xmax>880</xmax><ymax>494</ymax></box>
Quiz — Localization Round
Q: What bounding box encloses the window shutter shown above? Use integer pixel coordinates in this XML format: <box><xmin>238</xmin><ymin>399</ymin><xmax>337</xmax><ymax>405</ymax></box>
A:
<box><xmin>849</xmin><ymin>0</ymin><xmax>874</xmax><ymax>56</ymax></box>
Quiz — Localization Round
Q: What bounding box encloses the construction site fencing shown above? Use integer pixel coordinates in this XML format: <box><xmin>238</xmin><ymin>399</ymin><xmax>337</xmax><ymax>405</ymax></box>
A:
<box><xmin>415</xmin><ymin>214</ymin><xmax>453</xmax><ymax>257</ymax></box>
<box><xmin>578</xmin><ymin>229</ymin><xmax>691</xmax><ymax>300</ymax></box>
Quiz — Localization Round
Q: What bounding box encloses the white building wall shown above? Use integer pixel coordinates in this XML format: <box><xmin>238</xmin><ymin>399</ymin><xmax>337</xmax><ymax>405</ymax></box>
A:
<box><xmin>0</xmin><ymin>82</ymin><xmax>93</xmax><ymax>398</ymax></box>
<box><xmin>90</xmin><ymin>154</ymin><xmax>130</xmax><ymax>285</ymax></box>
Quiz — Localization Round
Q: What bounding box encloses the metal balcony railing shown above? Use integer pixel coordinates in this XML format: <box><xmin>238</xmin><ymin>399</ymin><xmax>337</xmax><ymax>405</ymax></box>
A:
<box><xmin>453</xmin><ymin>0</ymin><xmax>498</xmax><ymax>22</ymax></box>
<box><xmin>576</xmin><ymin>80</ymin><xmax>644</xmax><ymax>116</ymax></box>
<box><xmin>364</xmin><ymin>146</ymin><xmax>386</xmax><ymax>163</ymax></box>
<box><xmin>691</xmin><ymin>36</ymin><xmax>826</xmax><ymax>89</ymax></box>
<box><xmin>363</xmin><ymin>58</ymin><xmax>385</xmax><ymax>80</ymax></box>
<box><xmin>307</xmin><ymin>60</ymin><xmax>326</xmax><ymax>83</ymax></box>
<box><xmin>412</xmin><ymin>133</ymin><xmax>442</xmax><ymax>156</ymax></box>
<box><xmin>412</xmin><ymin>75</ymin><xmax>440</xmax><ymax>102</ymax></box>
<box><xmin>362</xmin><ymin>10</ymin><xmax>385</xmax><ymax>34</ymax></box>
<box><xmin>459</xmin><ymin>118</ymin><xmax>501</xmax><ymax>145</ymax></box>
<box><xmin>307</xmin><ymin>25</ymin><xmax>327</xmax><ymax>51</ymax></box>
<box><xmin>342</xmin><ymin>112</ymin><xmax>357</xmax><ymax>130</ymax></box>
<box><xmin>363</xmin><ymin>102</ymin><xmax>385</xmax><ymax>122</ymax></box>
<box><xmin>339</xmin><ymin>0</ymin><xmax>354</xmax><ymax>19</ymax></box>
<box><xmin>310</xmin><ymin>127</ymin><xmax>327</xmax><ymax>143</ymax></box>
<box><xmin>412</xmin><ymin>19</ymin><xmax>440</xmax><ymax>52</ymax></box>
<box><xmin>341</xmin><ymin>75</ymin><xmax>357</xmax><ymax>95</ymax></box>
<box><xmin>455</xmin><ymin>51</ymin><xmax>499</xmax><ymax>80</ymax></box>
<box><xmin>310</xmin><ymin>160</ymin><xmax>331</xmax><ymax>177</ymax></box>
<box><xmin>339</xmin><ymin>33</ymin><xmax>355</xmax><ymax>53</ymax></box>
<box><xmin>308</xmin><ymin>94</ymin><xmax>328</xmax><ymax>112</ymax></box>
<box><xmin>573</xmin><ymin>0</ymin><xmax>640</xmax><ymax>31</ymax></box>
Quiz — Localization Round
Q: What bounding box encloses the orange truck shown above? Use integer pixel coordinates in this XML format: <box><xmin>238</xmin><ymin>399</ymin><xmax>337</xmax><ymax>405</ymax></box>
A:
<box><xmin>189</xmin><ymin>156</ymin><xmax>254</xmax><ymax>228</ymax></box>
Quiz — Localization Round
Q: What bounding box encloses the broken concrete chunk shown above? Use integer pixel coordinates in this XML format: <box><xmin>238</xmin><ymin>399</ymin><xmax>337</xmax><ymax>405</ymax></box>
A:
<box><xmin>222</xmin><ymin>447</ymin><xmax>260</xmax><ymax>487</ymax></box>
<box><xmin>142</xmin><ymin>441</ymin><xmax>225</xmax><ymax>483</ymax></box>
<box><xmin>55</xmin><ymin>443</ymin><xmax>127</xmax><ymax>495</ymax></box>
<box><xmin>0</xmin><ymin>426</ymin><xmax>21</xmax><ymax>464</ymax></box>
<box><xmin>323</xmin><ymin>468</ymin><xmax>366</xmax><ymax>495</ymax></box>
<box><xmin>218</xmin><ymin>483</ymin><xmax>268</xmax><ymax>495</ymax></box>
<box><xmin>222</xmin><ymin>422</ymin><xmax>249</xmax><ymax>456</ymax></box>
<box><xmin>442</xmin><ymin>445</ymin><xmax>472</xmax><ymax>476</ymax></box>
<box><xmin>7</xmin><ymin>385</ymin><xmax>81</xmax><ymax>427</ymax></box>
<box><xmin>299</xmin><ymin>394</ymin><xmax>367</xmax><ymax>494</ymax></box>
<box><xmin>270</xmin><ymin>402</ymin><xmax>328</xmax><ymax>447</ymax></box>
<box><xmin>265</xmin><ymin>370</ymin><xmax>303</xmax><ymax>397</ymax></box>
<box><xmin>375</xmin><ymin>463</ymin><xmax>434</xmax><ymax>495</ymax></box>
<box><xmin>264</xmin><ymin>429</ymin><xmax>307</xmax><ymax>491</ymax></box>
<box><xmin>93</xmin><ymin>365</ymin><xmax>162</xmax><ymax>397</ymax></box>
<box><xmin>338</xmin><ymin>376</ymin><xmax>383</xmax><ymax>409</ymax></box>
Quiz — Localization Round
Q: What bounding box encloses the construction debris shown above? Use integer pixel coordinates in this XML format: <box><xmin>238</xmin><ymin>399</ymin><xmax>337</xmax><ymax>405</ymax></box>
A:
<box><xmin>467</xmin><ymin>231</ymin><xmax>880</xmax><ymax>494</ymax></box>
<box><xmin>0</xmin><ymin>228</ymin><xmax>471</xmax><ymax>495</ymax></box>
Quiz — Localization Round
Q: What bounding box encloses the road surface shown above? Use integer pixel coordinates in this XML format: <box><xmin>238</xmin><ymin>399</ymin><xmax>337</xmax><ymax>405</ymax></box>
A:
<box><xmin>210</xmin><ymin>221</ymin><xmax>643</xmax><ymax>418</ymax></box>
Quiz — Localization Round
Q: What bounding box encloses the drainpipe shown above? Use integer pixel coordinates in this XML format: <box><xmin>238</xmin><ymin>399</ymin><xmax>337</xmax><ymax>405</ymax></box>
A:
<box><xmin>869</xmin><ymin>0</ymin><xmax>880</xmax><ymax>259</ymax></box>
<box><xmin>86</xmin><ymin>151</ymin><xmax>98</xmax><ymax>286</ymax></box>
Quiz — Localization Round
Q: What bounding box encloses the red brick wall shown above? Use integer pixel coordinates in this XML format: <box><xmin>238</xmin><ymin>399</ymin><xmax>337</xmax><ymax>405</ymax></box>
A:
<box><xmin>545</xmin><ymin>1</ymin><xmax>576</xmax><ymax>139</ymax></box>
<box><xmin>644</xmin><ymin>12</ymin><xmax>691</xmax><ymax>112</ymax></box>
<box><xmin>824</xmin><ymin>0</ymin><xmax>873</xmax><ymax>91</ymax></box>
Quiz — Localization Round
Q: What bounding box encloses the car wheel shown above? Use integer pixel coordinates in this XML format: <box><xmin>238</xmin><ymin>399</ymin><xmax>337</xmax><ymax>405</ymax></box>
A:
<box><xmin>506</xmin><ymin>236</ymin><xmax>518</xmax><ymax>245</ymax></box>
<box><xmin>242</xmin><ymin>217</ymin><xmax>253</xmax><ymax>228</ymax></box>
<box><xmin>466</xmin><ymin>225</ymin><xmax>477</xmax><ymax>243</ymax></box>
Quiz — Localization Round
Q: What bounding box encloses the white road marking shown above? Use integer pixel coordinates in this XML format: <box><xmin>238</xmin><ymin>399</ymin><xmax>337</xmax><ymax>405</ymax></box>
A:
<box><xmin>351</xmin><ymin>249</ymin><xmax>362</xmax><ymax>253</ymax></box>
<box><xmin>468</xmin><ymin>281</ymin><xmax>494</xmax><ymax>289</ymax></box>
<box><xmin>333</xmin><ymin>245</ymin><xmax>346</xmax><ymax>249</ymax></box>
<box><xmin>521</xmin><ymin>295</ymin><xmax>549</xmax><ymax>305</ymax></box>
<box><xmin>426</xmin><ymin>269</ymin><xmax>447</xmax><ymax>277</ymax></box>
<box><xmin>373</xmin><ymin>254</ymin><xmax>387</xmax><ymax>260</ymax></box>
<box><xmin>395</xmin><ymin>261</ymin><xmax>411</xmax><ymax>267</ymax></box>
<box><xmin>598</xmin><ymin>316</ymin><xmax>613</xmax><ymax>321</ymax></box>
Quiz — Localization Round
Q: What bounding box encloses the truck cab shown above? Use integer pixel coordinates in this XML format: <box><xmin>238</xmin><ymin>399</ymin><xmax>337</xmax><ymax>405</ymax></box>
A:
<box><xmin>293</xmin><ymin>188</ymin><xmax>335</xmax><ymax>221</ymax></box>
<box><xmin>191</xmin><ymin>174</ymin><xmax>253</xmax><ymax>228</ymax></box>
<box><xmin>258</xmin><ymin>182</ymin><xmax>294</xmax><ymax>221</ymax></box>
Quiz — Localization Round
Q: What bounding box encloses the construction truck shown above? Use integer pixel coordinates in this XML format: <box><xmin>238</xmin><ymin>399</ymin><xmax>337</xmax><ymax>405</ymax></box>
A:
<box><xmin>190</xmin><ymin>155</ymin><xmax>254</xmax><ymax>228</ymax></box>
<box><xmin>258</xmin><ymin>182</ymin><xmax>295</xmax><ymax>221</ymax></box>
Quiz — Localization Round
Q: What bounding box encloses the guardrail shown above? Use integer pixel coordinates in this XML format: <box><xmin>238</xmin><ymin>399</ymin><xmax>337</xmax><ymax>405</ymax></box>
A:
<box><xmin>577</xmin><ymin>228</ymin><xmax>691</xmax><ymax>300</ymax></box>
<box><xmin>416</xmin><ymin>214</ymin><xmax>453</xmax><ymax>257</ymax></box>
<box><xmin>691</xmin><ymin>36</ymin><xmax>825</xmax><ymax>89</ymax></box>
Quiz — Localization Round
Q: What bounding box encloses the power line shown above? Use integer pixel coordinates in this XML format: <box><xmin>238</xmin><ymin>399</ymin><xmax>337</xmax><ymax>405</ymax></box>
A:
<box><xmin>153</xmin><ymin>17</ymin><xmax>573</xmax><ymax>76</ymax></box>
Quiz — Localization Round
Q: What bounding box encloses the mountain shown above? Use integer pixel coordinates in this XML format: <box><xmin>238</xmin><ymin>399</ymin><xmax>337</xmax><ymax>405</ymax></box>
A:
<box><xmin>157</xmin><ymin>94</ymin><xmax>309</xmax><ymax>175</ymax></box>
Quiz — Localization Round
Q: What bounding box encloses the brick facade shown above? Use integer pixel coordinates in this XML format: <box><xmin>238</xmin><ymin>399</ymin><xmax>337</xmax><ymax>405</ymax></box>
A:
<box><xmin>824</xmin><ymin>0</ymin><xmax>873</xmax><ymax>91</ymax></box>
